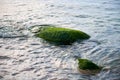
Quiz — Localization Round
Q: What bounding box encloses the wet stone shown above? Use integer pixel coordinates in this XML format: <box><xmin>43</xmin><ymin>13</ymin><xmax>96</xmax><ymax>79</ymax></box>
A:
<box><xmin>31</xmin><ymin>25</ymin><xmax>90</xmax><ymax>45</ymax></box>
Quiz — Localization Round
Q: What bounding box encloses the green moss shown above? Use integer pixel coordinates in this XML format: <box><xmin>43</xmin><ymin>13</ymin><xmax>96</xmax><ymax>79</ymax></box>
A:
<box><xmin>78</xmin><ymin>58</ymin><xmax>100</xmax><ymax>70</ymax></box>
<box><xmin>34</xmin><ymin>25</ymin><xmax>90</xmax><ymax>45</ymax></box>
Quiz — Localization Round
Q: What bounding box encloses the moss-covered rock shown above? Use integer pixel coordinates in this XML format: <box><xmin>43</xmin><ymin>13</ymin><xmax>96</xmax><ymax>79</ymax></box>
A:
<box><xmin>77</xmin><ymin>58</ymin><xmax>101</xmax><ymax>75</ymax></box>
<box><xmin>32</xmin><ymin>25</ymin><xmax>90</xmax><ymax>45</ymax></box>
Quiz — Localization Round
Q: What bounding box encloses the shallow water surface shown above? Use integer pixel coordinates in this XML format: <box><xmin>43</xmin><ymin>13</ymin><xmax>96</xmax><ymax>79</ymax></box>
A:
<box><xmin>0</xmin><ymin>0</ymin><xmax>120</xmax><ymax>80</ymax></box>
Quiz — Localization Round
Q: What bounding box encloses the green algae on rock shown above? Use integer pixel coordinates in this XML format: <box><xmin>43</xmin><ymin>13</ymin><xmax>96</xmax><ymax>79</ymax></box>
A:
<box><xmin>77</xmin><ymin>58</ymin><xmax>101</xmax><ymax>75</ymax></box>
<box><xmin>33</xmin><ymin>25</ymin><xmax>90</xmax><ymax>45</ymax></box>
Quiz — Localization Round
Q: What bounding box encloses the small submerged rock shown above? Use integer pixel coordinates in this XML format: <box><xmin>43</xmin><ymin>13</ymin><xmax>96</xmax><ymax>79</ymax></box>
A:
<box><xmin>31</xmin><ymin>25</ymin><xmax>90</xmax><ymax>45</ymax></box>
<box><xmin>77</xmin><ymin>58</ymin><xmax>102</xmax><ymax>75</ymax></box>
<box><xmin>0</xmin><ymin>56</ymin><xmax>10</xmax><ymax>60</ymax></box>
<box><xmin>0</xmin><ymin>76</ymin><xmax>3</xmax><ymax>79</ymax></box>
<box><xmin>0</xmin><ymin>27</ymin><xmax>27</xmax><ymax>38</ymax></box>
